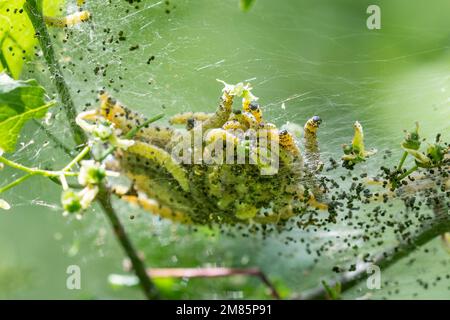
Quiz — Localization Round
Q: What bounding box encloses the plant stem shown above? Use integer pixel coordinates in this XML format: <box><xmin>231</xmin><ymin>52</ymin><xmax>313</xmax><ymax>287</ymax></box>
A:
<box><xmin>0</xmin><ymin>155</ymin><xmax>77</xmax><ymax>177</ymax></box>
<box><xmin>98</xmin><ymin>113</ymin><xmax>164</xmax><ymax>162</ymax></box>
<box><xmin>24</xmin><ymin>0</ymin><xmax>160</xmax><ymax>300</ymax></box>
<box><xmin>0</xmin><ymin>173</ymin><xmax>35</xmax><ymax>194</ymax></box>
<box><xmin>24</xmin><ymin>0</ymin><xmax>87</xmax><ymax>146</ymax></box>
<box><xmin>392</xmin><ymin>163</ymin><xmax>418</xmax><ymax>190</ymax></box>
<box><xmin>397</xmin><ymin>151</ymin><xmax>408</xmax><ymax>171</ymax></box>
<box><xmin>63</xmin><ymin>145</ymin><xmax>90</xmax><ymax>172</ymax></box>
<box><xmin>0</xmin><ymin>145</ymin><xmax>91</xmax><ymax>191</ymax></box>
<box><xmin>298</xmin><ymin>213</ymin><xmax>450</xmax><ymax>300</ymax></box>
<box><xmin>97</xmin><ymin>188</ymin><xmax>160</xmax><ymax>300</ymax></box>
<box><xmin>398</xmin><ymin>165</ymin><xmax>419</xmax><ymax>181</ymax></box>
<box><xmin>125</xmin><ymin>114</ymin><xmax>165</xmax><ymax>139</ymax></box>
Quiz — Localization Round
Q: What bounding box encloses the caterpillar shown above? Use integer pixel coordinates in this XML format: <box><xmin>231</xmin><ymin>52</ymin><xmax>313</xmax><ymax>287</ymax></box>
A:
<box><xmin>241</xmin><ymin>111</ymin><xmax>259</xmax><ymax>129</ymax></box>
<box><xmin>99</xmin><ymin>92</ymin><xmax>174</xmax><ymax>148</ymax></box>
<box><xmin>201</xmin><ymin>92</ymin><xmax>234</xmax><ymax>130</ymax></box>
<box><xmin>258</xmin><ymin>122</ymin><xmax>278</xmax><ymax>142</ymax></box>
<box><xmin>204</xmin><ymin>128</ymin><xmax>239</xmax><ymax>145</ymax></box>
<box><xmin>279</xmin><ymin>129</ymin><xmax>300</xmax><ymax>155</ymax></box>
<box><xmin>222</xmin><ymin>119</ymin><xmax>245</xmax><ymax>130</ymax></box>
<box><xmin>44</xmin><ymin>11</ymin><xmax>91</xmax><ymax>27</ymax></box>
<box><xmin>304</xmin><ymin>115</ymin><xmax>322</xmax><ymax>138</ymax></box>
<box><xmin>169</xmin><ymin>112</ymin><xmax>213</xmax><ymax>125</ymax></box>
<box><xmin>243</xmin><ymin>101</ymin><xmax>263</xmax><ymax>123</ymax></box>
<box><xmin>126</xmin><ymin>141</ymin><xmax>190</xmax><ymax>192</ymax></box>
<box><xmin>122</xmin><ymin>194</ymin><xmax>190</xmax><ymax>223</ymax></box>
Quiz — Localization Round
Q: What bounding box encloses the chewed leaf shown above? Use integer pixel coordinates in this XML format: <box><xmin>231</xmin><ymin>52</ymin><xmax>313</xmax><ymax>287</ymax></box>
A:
<box><xmin>341</xmin><ymin>121</ymin><xmax>375</xmax><ymax>167</ymax></box>
<box><xmin>402</xmin><ymin>122</ymin><xmax>421</xmax><ymax>150</ymax></box>
<box><xmin>0</xmin><ymin>73</ymin><xmax>55</xmax><ymax>152</ymax></box>
<box><xmin>402</xmin><ymin>147</ymin><xmax>431</xmax><ymax>166</ymax></box>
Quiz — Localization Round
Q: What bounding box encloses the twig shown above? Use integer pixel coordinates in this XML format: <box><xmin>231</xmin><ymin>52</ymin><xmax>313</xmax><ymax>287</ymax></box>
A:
<box><xmin>0</xmin><ymin>173</ymin><xmax>35</xmax><ymax>194</ymax></box>
<box><xmin>397</xmin><ymin>165</ymin><xmax>419</xmax><ymax>181</ymax></box>
<box><xmin>297</xmin><ymin>213</ymin><xmax>450</xmax><ymax>300</ymax></box>
<box><xmin>397</xmin><ymin>151</ymin><xmax>408</xmax><ymax>171</ymax></box>
<box><xmin>98</xmin><ymin>113</ymin><xmax>164</xmax><ymax>162</ymax></box>
<box><xmin>0</xmin><ymin>155</ymin><xmax>77</xmax><ymax>177</ymax></box>
<box><xmin>23</xmin><ymin>0</ymin><xmax>160</xmax><ymax>300</ymax></box>
<box><xmin>145</xmin><ymin>267</ymin><xmax>280</xmax><ymax>299</ymax></box>
<box><xmin>24</xmin><ymin>0</ymin><xmax>87</xmax><ymax>147</ymax></box>
<box><xmin>63</xmin><ymin>145</ymin><xmax>90</xmax><ymax>171</ymax></box>
<box><xmin>98</xmin><ymin>188</ymin><xmax>160</xmax><ymax>300</ymax></box>
<box><xmin>126</xmin><ymin>114</ymin><xmax>165</xmax><ymax>139</ymax></box>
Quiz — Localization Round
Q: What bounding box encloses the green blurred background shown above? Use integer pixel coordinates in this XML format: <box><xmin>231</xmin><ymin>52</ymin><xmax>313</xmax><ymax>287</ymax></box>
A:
<box><xmin>0</xmin><ymin>0</ymin><xmax>449</xmax><ymax>299</ymax></box>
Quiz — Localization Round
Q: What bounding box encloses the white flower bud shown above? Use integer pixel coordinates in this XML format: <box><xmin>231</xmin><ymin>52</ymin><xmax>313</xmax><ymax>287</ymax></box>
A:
<box><xmin>78</xmin><ymin>160</ymin><xmax>106</xmax><ymax>186</ymax></box>
<box><xmin>61</xmin><ymin>189</ymin><xmax>82</xmax><ymax>214</ymax></box>
<box><xmin>93</xmin><ymin>122</ymin><xmax>114</xmax><ymax>140</ymax></box>
<box><xmin>79</xmin><ymin>186</ymin><xmax>99</xmax><ymax>209</ymax></box>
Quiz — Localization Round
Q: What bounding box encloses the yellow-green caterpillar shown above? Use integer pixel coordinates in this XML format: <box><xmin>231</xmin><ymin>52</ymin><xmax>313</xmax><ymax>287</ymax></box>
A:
<box><xmin>44</xmin><ymin>11</ymin><xmax>90</xmax><ymax>27</ymax></box>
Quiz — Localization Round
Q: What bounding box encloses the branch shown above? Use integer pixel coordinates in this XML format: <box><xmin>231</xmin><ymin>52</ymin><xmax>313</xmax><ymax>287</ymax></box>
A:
<box><xmin>145</xmin><ymin>267</ymin><xmax>280</xmax><ymax>299</ymax></box>
<box><xmin>24</xmin><ymin>0</ymin><xmax>87</xmax><ymax>146</ymax></box>
<box><xmin>297</xmin><ymin>213</ymin><xmax>450</xmax><ymax>300</ymax></box>
<box><xmin>0</xmin><ymin>173</ymin><xmax>35</xmax><ymax>194</ymax></box>
<box><xmin>98</xmin><ymin>188</ymin><xmax>160</xmax><ymax>300</ymax></box>
<box><xmin>23</xmin><ymin>0</ymin><xmax>161</xmax><ymax>300</ymax></box>
<box><xmin>62</xmin><ymin>145</ymin><xmax>90</xmax><ymax>171</ymax></box>
<box><xmin>98</xmin><ymin>113</ymin><xmax>165</xmax><ymax>162</ymax></box>
<box><xmin>0</xmin><ymin>155</ymin><xmax>77</xmax><ymax>177</ymax></box>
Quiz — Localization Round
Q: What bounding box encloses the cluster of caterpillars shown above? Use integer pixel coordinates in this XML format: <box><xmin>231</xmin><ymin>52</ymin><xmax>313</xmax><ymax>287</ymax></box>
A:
<box><xmin>167</xmin><ymin>92</ymin><xmax>323</xmax><ymax>159</ymax></box>
<box><xmin>91</xmin><ymin>85</ymin><xmax>327</xmax><ymax>225</ymax></box>
<box><xmin>98</xmin><ymin>86</ymin><xmax>325</xmax><ymax>173</ymax></box>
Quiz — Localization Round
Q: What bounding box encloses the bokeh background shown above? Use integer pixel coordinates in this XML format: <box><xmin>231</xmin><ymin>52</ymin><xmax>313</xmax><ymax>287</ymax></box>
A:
<box><xmin>0</xmin><ymin>0</ymin><xmax>449</xmax><ymax>299</ymax></box>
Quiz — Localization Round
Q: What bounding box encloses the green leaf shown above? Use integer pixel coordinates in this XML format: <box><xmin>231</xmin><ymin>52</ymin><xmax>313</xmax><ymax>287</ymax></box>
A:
<box><xmin>0</xmin><ymin>0</ymin><xmax>64</xmax><ymax>78</ymax></box>
<box><xmin>0</xmin><ymin>72</ymin><xmax>54</xmax><ymax>152</ymax></box>
<box><xmin>240</xmin><ymin>0</ymin><xmax>256</xmax><ymax>12</ymax></box>
<box><xmin>426</xmin><ymin>143</ymin><xmax>445</xmax><ymax>164</ymax></box>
